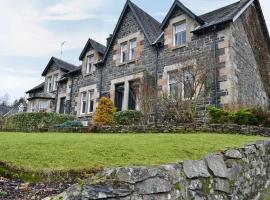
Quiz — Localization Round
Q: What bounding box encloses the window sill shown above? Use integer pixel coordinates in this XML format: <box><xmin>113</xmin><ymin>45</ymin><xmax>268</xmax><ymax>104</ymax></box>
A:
<box><xmin>171</xmin><ymin>44</ymin><xmax>186</xmax><ymax>51</ymax></box>
<box><xmin>118</xmin><ymin>59</ymin><xmax>136</xmax><ymax>67</ymax></box>
<box><xmin>78</xmin><ymin>113</ymin><xmax>94</xmax><ymax>118</ymax></box>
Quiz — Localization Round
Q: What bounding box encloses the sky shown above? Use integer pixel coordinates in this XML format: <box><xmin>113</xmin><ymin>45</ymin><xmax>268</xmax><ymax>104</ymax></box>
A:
<box><xmin>0</xmin><ymin>0</ymin><xmax>270</xmax><ymax>102</ymax></box>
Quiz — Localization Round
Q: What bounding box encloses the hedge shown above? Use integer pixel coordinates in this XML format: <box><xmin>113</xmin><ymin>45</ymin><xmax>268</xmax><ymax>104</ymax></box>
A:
<box><xmin>208</xmin><ymin>107</ymin><xmax>262</xmax><ymax>126</ymax></box>
<box><xmin>113</xmin><ymin>110</ymin><xmax>143</xmax><ymax>125</ymax></box>
<box><xmin>3</xmin><ymin>113</ymin><xmax>75</xmax><ymax>129</ymax></box>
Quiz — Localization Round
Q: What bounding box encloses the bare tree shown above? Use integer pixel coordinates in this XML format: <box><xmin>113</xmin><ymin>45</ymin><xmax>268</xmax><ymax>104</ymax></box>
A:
<box><xmin>0</xmin><ymin>93</ymin><xmax>10</xmax><ymax>106</ymax></box>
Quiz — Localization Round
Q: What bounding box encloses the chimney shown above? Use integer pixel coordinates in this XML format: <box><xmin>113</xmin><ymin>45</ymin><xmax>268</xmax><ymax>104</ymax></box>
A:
<box><xmin>106</xmin><ymin>34</ymin><xmax>113</xmax><ymax>47</ymax></box>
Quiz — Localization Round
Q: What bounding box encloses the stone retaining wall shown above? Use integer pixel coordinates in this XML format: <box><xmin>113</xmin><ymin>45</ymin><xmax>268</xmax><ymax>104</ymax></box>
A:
<box><xmin>44</xmin><ymin>140</ymin><xmax>270</xmax><ymax>200</ymax></box>
<box><xmin>2</xmin><ymin>123</ymin><xmax>270</xmax><ymax>137</ymax></box>
<box><xmin>93</xmin><ymin>124</ymin><xmax>270</xmax><ymax>136</ymax></box>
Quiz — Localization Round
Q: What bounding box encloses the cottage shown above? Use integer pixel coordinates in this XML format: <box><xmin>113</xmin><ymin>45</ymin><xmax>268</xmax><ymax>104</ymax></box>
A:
<box><xmin>26</xmin><ymin>0</ymin><xmax>270</xmax><ymax>124</ymax></box>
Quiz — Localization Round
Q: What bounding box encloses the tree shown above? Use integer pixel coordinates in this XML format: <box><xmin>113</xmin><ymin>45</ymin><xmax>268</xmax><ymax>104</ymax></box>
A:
<box><xmin>12</xmin><ymin>97</ymin><xmax>27</xmax><ymax>107</ymax></box>
<box><xmin>0</xmin><ymin>93</ymin><xmax>10</xmax><ymax>106</ymax></box>
<box><xmin>93</xmin><ymin>97</ymin><xmax>116</xmax><ymax>126</ymax></box>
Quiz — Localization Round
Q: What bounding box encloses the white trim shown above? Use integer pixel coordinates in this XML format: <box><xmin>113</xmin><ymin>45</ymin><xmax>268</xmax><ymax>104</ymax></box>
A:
<box><xmin>233</xmin><ymin>0</ymin><xmax>254</xmax><ymax>22</ymax></box>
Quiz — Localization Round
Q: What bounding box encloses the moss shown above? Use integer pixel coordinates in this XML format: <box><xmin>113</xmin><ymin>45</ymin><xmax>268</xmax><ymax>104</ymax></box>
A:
<box><xmin>0</xmin><ymin>190</ymin><xmax>8</xmax><ymax>198</ymax></box>
<box><xmin>175</xmin><ymin>183</ymin><xmax>182</xmax><ymax>190</ymax></box>
<box><xmin>201</xmin><ymin>178</ymin><xmax>212</xmax><ymax>196</ymax></box>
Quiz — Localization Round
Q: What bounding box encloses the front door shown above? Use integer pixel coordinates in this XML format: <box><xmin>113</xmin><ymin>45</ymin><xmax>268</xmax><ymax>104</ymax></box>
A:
<box><xmin>59</xmin><ymin>97</ymin><xmax>66</xmax><ymax>114</ymax></box>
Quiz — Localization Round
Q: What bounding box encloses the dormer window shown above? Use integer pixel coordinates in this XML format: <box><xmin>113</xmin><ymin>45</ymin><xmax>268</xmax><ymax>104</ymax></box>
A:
<box><xmin>86</xmin><ymin>55</ymin><xmax>94</xmax><ymax>74</ymax></box>
<box><xmin>120</xmin><ymin>42</ymin><xmax>128</xmax><ymax>63</ymax></box>
<box><xmin>173</xmin><ymin>21</ymin><xmax>186</xmax><ymax>47</ymax></box>
<box><xmin>129</xmin><ymin>39</ymin><xmax>137</xmax><ymax>60</ymax></box>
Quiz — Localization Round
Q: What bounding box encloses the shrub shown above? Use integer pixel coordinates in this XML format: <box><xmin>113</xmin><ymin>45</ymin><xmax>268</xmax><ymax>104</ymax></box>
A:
<box><xmin>3</xmin><ymin>113</ymin><xmax>75</xmax><ymax>130</ymax></box>
<box><xmin>251</xmin><ymin>107</ymin><xmax>270</xmax><ymax>127</ymax></box>
<box><xmin>208</xmin><ymin>106</ymin><xmax>230</xmax><ymax>124</ymax></box>
<box><xmin>55</xmin><ymin>120</ymin><xmax>83</xmax><ymax>128</ymax></box>
<box><xmin>93</xmin><ymin>97</ymin><xmax>116</xmax><ymax>126</ymax></box>
<box><xmin>113</xmin><ymin>110</ymin><xmax>143</xmax><ymax>125</ymax></box>
<box><xmin>233</xmin><ymin>109</ymin><xmax>258</xmax><ymax>126</ymax></box>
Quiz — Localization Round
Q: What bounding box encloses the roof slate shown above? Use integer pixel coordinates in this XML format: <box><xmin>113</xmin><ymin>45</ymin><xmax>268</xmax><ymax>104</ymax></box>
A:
<box><xmin>42</xmin><ymin>57</ymin><xmax>78</xmax><ymax>76</ymax></box>
<box><xmin>194</xmin><ymin>0</ymin><xmax>252</xmax><ymax>32</ymax></box>
<box><xmin>26</xmin><ymin>82</ymin><xmax>45</xmax><ymax>94</ymax></box>
<box><xmin>79</xmin><ymin>38</ymin><xmax>106</xmax><ymax>61</ymax></box>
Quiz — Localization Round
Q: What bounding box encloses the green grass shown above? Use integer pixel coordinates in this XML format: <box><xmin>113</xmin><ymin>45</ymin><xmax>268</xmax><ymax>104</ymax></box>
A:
<box><xmin>0</xmin><ymin>132</ymin><xmax>265</xmax><ymax>172</ymax></box>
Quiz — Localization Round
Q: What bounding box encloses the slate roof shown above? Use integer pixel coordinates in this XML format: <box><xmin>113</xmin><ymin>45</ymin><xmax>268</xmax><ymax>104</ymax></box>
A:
<box><xmin>101</xmin><ymin>0</ymin><xmax>162</xmax><ymax>63</ymax></box>
<box><xmin>42</xmin><ymin>57</ymin><xmax>78</xmax><ymax>76</ymax></box>
<box><xmin>26</xmin><ymin>82</ymin><xmax>45</xmax><ymax>94</ymax></box>
<box><xmin>160</xmin><ymin>0</ymin><xmax>204</xmax><ymax>30</ymax></box>
<box><xmin>194</xmin><ymin>0</ymin><xmax>253</xmax><ymax>33</ymax></box>
<box><xmin>129</xmin><ymin>1</ymin><xmax>161</xmax><ymax>44</ymax></box>
<box><xmin>79</xmin><ymin>38</ymin><xmax>106</xmax><ymax>61</ymax></box>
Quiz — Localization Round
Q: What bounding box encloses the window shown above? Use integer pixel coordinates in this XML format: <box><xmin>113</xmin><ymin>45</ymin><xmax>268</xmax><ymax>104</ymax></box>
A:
<box><xmin>47</xmin><ymin>76</ymin><xmax>52</xmax><ymax>92</ymax></box>
<box><xmin>86</xmin><ymin>55</ymin><xmax>94</xmax><ymax>74</ymax></box>
<box><xmin>115</xmin><ymin>83</ymin><xmax>125</xmax><ymax>111</ymax></box>
<box><xmin>52</xmin><ymin>74</ymin><xmax>58</xmax><ymax>91</ymax></box>
<box><xmin>173</xmin><ymin>21</ymin><xmax>186</xmax><ymax>47</ymax></box>
<box><xmin>80</xmin><ymin>92</ymin><xmax>87</xmax><ymax>114</ymax></box>
<box><xmin>88</xmin><ymin>90</ymin><xmax>94</xmax><ymax>113</ymax></box>
<box><xmin>128</xmin><ymin>80</ymin><xmax>140</xmax><ymax>110</ymax></box>
<box><xmin>59</xmin><ymin>97</ymin><xmax>66</xmax><ymax>114</ymax></box>
<box><xmin>183</xmin><ymin>69</ymin><xmax>194</xmax><ymax>99</ymax></box>
<box><xmin>39</xmin><ymin>101</ymin><xmax>47</xmax><ymax>112</ymax></box>
<box><xmin>129</xmin><ymin>39</ymin><xmax>137</xmax><ymax>60</ymax></box>
<box><xmin>168</xmin><ymin>72</ymin><xmax>181</xmax><ymax>98</ymax></box>
<box><xmin>120</xmin><ymin>42</ymin><xmax>128</xmax><ymax>63</ymax></box>
<box><xmin>31</xmin><ymin>102</ymin><xmax>36</xmax><ymax>112</ymax></box>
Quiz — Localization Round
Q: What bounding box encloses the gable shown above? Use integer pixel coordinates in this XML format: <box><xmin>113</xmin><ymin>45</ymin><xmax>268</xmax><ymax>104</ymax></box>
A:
<box><xmin>42</xmin><ymin>57</ymin><xmax>77</xmax><ymax>76</ymax></box>
<box><xmin>101</xmin><ymin>1</ymin><xmax>161</xmax><ymax>64</ymax></box>
<box><xmin>161</xmin><ymin>0</ymin><xmax>204</xmax><ymax>30</ymax></box>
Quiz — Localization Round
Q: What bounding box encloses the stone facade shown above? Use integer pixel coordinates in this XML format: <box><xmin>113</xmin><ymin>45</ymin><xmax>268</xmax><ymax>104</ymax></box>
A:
<box><xmin>26</xmin><ymin>0</ymin><xmax>270</xmax><ymax>124</ymax></box>
<box><xmin>44</xmin><ymin>139</ymin><xmax>270</xmax><ymax>200</ymax></box>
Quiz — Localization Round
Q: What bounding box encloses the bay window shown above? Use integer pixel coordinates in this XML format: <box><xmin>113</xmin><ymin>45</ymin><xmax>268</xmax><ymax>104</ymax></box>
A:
<box><xmin>39</xmin><ymin>101</ymin><xmax>47</xmax><ymax>112</ymax></box>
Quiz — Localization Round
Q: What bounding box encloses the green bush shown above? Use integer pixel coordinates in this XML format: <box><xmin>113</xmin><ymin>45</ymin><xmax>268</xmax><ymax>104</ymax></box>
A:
<box><xmin>208</xmin><ymin>107</ymin><xmax>259</xmax><ymax>126</ymax></box>
<box><xmin>233</xmin><ymin>109</ymin><xmax>258</xmax><ymax>126</ymax></box>
<box><xmin>251</xmin><ymin>107</ymin><xmax>270</xmax><ymax>127</ymax></box>
<box><xmin>208</xmin><ymin>107</ymin><xmax>230</xmax><ymax>124</ymax></box>
<box><xmin>113</xmin><ymin>110</ymin><xmax>143</xmax><ymax>125</ymax></box>
<box><xmin>55</xmin><ymin>120</ymin><xmax>83</xmax><ymax>128</ymax></box>
<box><xmin>3</xmin><ymin>113</ymin><xmax>75</xmax><ymax>130</ymax></box>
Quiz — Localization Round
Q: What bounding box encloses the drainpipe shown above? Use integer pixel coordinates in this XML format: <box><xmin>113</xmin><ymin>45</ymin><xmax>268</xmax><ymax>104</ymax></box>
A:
<box><xmin>213</xmin><ymin>27</ymin><xmax>219</xmax><ymax>107</ymax></box>
<box><xmin>99</xmin><ymin>64</ymin><xmax>103</xmax><ymax>99</ymax></box>
<box><xmin>153</xmin><ymin>43</ymin><xmax>160</xmax><ymax>126</ymax></box>
<box><xmin>55</xmin><ymin>82</ymin><xmax>59</xmax><ymax>113</ymax></box>
<box><xmin>68</xmin><ymin>76</ymin><xmax>74</xmax><ymax>114</ymax></box>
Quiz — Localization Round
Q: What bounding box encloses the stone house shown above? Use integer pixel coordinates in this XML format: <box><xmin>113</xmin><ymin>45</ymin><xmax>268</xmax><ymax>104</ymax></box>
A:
<box><xmin>26</xmin><ymin>0</ymin><xmax>270</xmax><ymax>124</ymax></box>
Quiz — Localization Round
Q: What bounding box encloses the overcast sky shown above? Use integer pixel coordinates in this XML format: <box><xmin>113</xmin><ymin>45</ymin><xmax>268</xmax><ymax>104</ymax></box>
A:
<box><xmin>0</xmin><ymin>0</ymin><xmax>270</xmax><ymax>102</ymax></box>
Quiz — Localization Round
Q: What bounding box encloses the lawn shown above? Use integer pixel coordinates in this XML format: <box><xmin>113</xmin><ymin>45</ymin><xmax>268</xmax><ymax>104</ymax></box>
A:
<box><xmin>0</xmin><ymin>132</ymin><xmax>265</xmax><ymax>172</ymax></box>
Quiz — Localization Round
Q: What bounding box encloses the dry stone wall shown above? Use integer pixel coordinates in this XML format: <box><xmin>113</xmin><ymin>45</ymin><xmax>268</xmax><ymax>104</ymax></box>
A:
<box><xmin>44</xmin><ymin>140</ymin><xmax>270</xmax><ymax>200</ymax></box>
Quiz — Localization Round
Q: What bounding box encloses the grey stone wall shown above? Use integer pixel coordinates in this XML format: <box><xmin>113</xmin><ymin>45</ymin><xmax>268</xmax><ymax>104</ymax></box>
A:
<box><xmin>228</xmin><ymin>5</ymin><xmax>269</xmax><ymax>107</ymax></box>
<box><xmin>100</xmin><ymin>7</ymin><xmax>157</xmax><ymax>95</ymax></box>
<box><xmin>44</xmin><ymin>139</ymin><xmax>270</xmax><ymax>200</ymax></box>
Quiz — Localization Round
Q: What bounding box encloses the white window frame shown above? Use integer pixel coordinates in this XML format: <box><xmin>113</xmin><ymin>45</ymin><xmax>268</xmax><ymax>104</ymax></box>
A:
<box><xmin>80</xmin><ymin>92</ymin><xmax>87</xmax><ymax>115</ymax></box>
<box><xmin>88</xmin><ymin>90</ymin><xmax>95</xmax><ymax>113</ymax></box>
<box><xmin>39</xmin><ymin>101</ymin><xmax>47</xmax><ymax>112</ymax></box>
<box><xmin>120</xmin><ymin>42</ymin><xmax>128</xmax><ymax>63</ymax></box>
<box><xmin>129</xmin><ymin>39</ymin><xmax>137</xmax><ymax>60</ymax></box>
<box><xmin>168</xmin><ymin>72</ymin><xmax>179</xmax><ymax>98</ymax></box>
<box><xmin>86</xmin><ymin>55</ymin><xmax>94</xmax><ymax>74</ymax></box>
<box><xmin>52</xmin><ymin>74</ymin><xmax>58</xmax><ymax>91</ymax></box>
<box><xmin>47</xmin><ymin>76</ymin><xmax>52</xmax><ymax>92</ymax></box>
<box><xmin>173</xmin><ymin>21</ymin><xmax>187</xmax><ymax>47</ymax></box>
